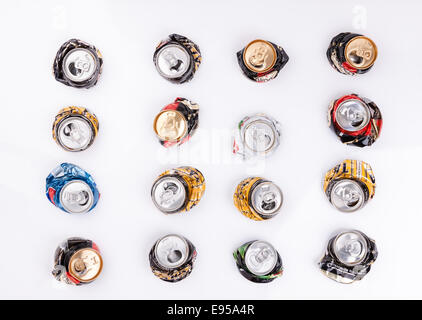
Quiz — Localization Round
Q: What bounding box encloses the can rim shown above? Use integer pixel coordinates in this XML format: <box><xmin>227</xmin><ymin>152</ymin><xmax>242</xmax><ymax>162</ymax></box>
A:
<box><xmin>153</xmin><ymin>109</ymin><xmax>188</xmax><ymax>142</ymax></box>
<box><xmin>68</xmin><ymin>248</ymin><xmax>103</xmax><ymax>283</ymax></box>
<box><xmin>344</xmin><ymin>36</ymin><xmax>378</xmax><ymax>70</ymax></box>
<box><xmin>242</xmin><ymin>39</ymin><xmax>277</xmax><ymax>73</ymax></box>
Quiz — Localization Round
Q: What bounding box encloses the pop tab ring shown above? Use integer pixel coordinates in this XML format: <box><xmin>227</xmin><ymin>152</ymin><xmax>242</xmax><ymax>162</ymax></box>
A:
<box><xmin>245</xmin><ymin>241</ymin><xmax>277</xmax><ymax>276</ymax></box>
<box><xmin>333</xmin><ymin>231</ymin><xmax>368</xmax><ymax>266</ymax></box>
<box><xmin>155</xmin><ymin>234</ymin><xmax>189</xmax><ymax>269</ymax></box>
<box><xmin>330</xmin><ymin>179</ymin><xmax>365</xmax><ymax>213</ymax></box>
<box><xmin>152</xmin><ymin>176</ymin><xmax>187</xmax><ymax>213</ymax></box>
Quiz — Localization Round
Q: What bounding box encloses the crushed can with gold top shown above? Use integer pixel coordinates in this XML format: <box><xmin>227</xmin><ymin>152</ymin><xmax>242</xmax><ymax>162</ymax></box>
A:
<box><xmin>153</xmin><ymin>34</ymin><xmax>201</xmax><ymax>84</ymax></box>
<box><xmin>328</xmin><ymin>94</ymin><xmax>382</xmax><ymax>147</ymax></box>
<box><xmin>153</xmin><ymin>98</ymin><xmax>199</xmax><ymax>148</ymax></box>
<box><xmin>323</xmin><ymin>160</ymin><xmax>375</xmax><ymax>213</ymax></box>
<box><xmin>233</xmin><ymin>177</ymin><xmax>283</xmax><ymax>221</ymax></box>
<box><xmin>52</xmin><ymin>106</ymin><xmax>99</xmax><ymax>152</ymax></box>
<box><xmin>53</xmin><ymin>39</ymin><xmax>103</xmax><ymax>88</ymax></box>
<box><xmin>149</xmin><ymin>234</ymin><xmax>197</xmax><ymax>282</ymax></box>
<box><xmin>52</xmin><ymin>237</ymin><xmax>103</xmax><ymax>285</ymax></box>
<box><xmin>319</xmin><ymin>230</ymin><xmax>378</xmax><ymax>284</ymax></box>
<box><xmin>151</xmin><ymin>166</ymin><xmax>205</xmax><ymax>214</ymax></box>
<box><xmin>327</xmin><ymin>33</ymin><xmax>377</xmax><ymax>75</ymax></box>
<box><xmin>237</xmin><ymin>39</ymin><xmax>289</xmax><ymax>82</ymax></box>
<box><xmin>233</xmin><ymin>240</ymin><xmax>283</xmax><ymax>283</ymax></box>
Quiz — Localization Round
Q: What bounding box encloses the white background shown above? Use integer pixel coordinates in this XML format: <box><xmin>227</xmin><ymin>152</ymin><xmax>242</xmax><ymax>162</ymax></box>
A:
<box><xmin>0</xmin><ymin>0</ymin><xmax>420</xmax><ymax>300</ymax></box>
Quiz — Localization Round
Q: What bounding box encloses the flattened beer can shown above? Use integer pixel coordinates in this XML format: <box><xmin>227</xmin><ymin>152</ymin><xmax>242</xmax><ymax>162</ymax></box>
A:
<box><xmin>153</xmin><ymin>97</ymin><xmax>199</xmax><ymax>148</ymax></box>
<box><xmin>149</xmin><ymin>234</ymin><xmax>196</xmax><ymax>282</ymax></box>
<box><xmin>319</xmin><ymin>230</ymin><xmax>377</xmax><ymax>284</ymax></box>
<box><xmin>233</xmin><ymin>240</ymin><xmax>283</xmax><ymax>283</ymax></box>
<box><xmin>153</xmin><ymin>34</ymin><xmax>202</xmax><ymax>84</ymax></box>
<box><xmin>328</xmin><ymin>94</ymin><xmax>382</xmax><ymax>147</ymax></box>
<box><xmin>233</xmin><ymin>113</ymin><xmax>281</xmax><ymax>159</ymax></box>
<box><xmin>323</xmin><ymin>160</ymin><xmax>375</xmax><ymax>213</ymax></box>
<box><xmin>52</xmin><ymin>106</ymin><xmax>99</xmax><ymax>152</ymax></box>
<box><xmin>53</xmin><ymin>39</ymin><xmax>103</xmax><ymax>89</ymax></box>
<box><xmin>52</xmin><ymin>237</ymin><xmax>103</xmax><ymax>285</ymax></box>
<box><xmin>237</xmin><ymin>39</ymin><xmax>289</xmax><ymax>82</ymax></box>
<box><xmin>233</xmin><ymin>177</ymin><xmax>283</xmax><ymax>221</ymax></box>
<box><xmin>151</xmin><ymin>166</ymin><xmax>205</xmax><ymax>214</ymax></box>
<box><xmin>46</xmin><ymin>163</ymin><xmax>100</xmax><ymax>214</ymax></box>
<box><xmin>327</xmin><ymin>33</ymin><xmax>377</xmax><ymax>75</ymax></box>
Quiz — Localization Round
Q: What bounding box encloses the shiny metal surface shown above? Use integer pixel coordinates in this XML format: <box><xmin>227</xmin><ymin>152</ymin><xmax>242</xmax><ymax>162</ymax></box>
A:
<box><xmin>333</xmin><ymin>231</ymin><xmax>368</xmax><ymax>266</ymax></box>
<box><xmin>335</xmin><ymin>99</ymin><xmax>370</xmax><ymax>132</ymax></box>
<box><xmin>62</xmin><ymin>48</ymin><xmax>97</xmax><ymax>82</ymax></box>
<box><xmin>251</xmin><ymin>181</ymin><xmax>282</xmax><ymax>217</ymax></box>
<box><xmin>57</xmin><ymin>117</ymin><xmax>93</xmax><ymax>151</ymax></box>
<box><xmin>245</xmin><ymin>240</ymin><xmax>277</xmax><ymax>276</ymax></box>
<box><xmin>330</xmin><ymin>179</ymin><xmax>365</xmax><ymax>212</ymax></box>
<box><xmin>152</xmin><ymin>176</ymin><xmax>186</xmax><ymax>213</ymax></box>
<box><xmin>156</xmin><ymin>44</ymin><xmax>190</xmax><ymax>79</ymax></box>
<box><xmin>154</xmin><ymin>234</ymin><xmax>189</xmax><ymax>269</ymax></box>
<box><xmin>60</xmin><ymin>180</ymin><xmax>94</xmax><ymax>214</ymax></box>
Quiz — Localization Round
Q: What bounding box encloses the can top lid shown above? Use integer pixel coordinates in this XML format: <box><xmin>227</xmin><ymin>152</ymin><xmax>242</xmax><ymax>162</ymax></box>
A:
<box><xmin>330</xmin><ymin>179</ymin><xmax>365</xmax><ymax>213</ymax></box>
<box><xmin>57</xmin><ymin>116</ymin><xmax>93</xmax><ymax>151</ymax></box>
<box><xmin>333</xmin><ymin>231</ymin><xmax>368</xmax><ymax>266</ymax></box>
<box><xmin>62</xmin><ymin>48</ymin><xmax>97</xmax><ymax>82</ymax></box>
<box><xmin>60</xmin><ymin>180</ymin><xmax>94</xmax><ymax>214</ymax></box>
<box><xmin>243</xmin><ymin>120</ymin><xmax>277</xmax><ymax>154</ymax></box>
<box><xmin>152</xmin><ymin>176</ymin><xmax>186</xmax><ymax>213</ymax></box>
<box><xmin>153</xmin><ymin>110</ymin><xmax>187</xmax><ymax>142</ymax></box>
<box><xmin>243</xmin><ymin>40</ymin><xmax>277</xmax><ymax>73</ymax></box>
<box><xmin>251</xmin><ymin>181</ymin><xmax>283</xmax><ymax>217</ymax></box>
<box><xmin>154</xmin><ymin>234</ymin><xmax>189</xmax><ymax>269</ymax></box>
<box><xmin>245</xmin><ymin>240</ymin><xmax>277</xmax><ymax>276</ymax></box>
<box><xmin>68</xmin><ymin>248</ymin><xmax>103</xmax><ymax>282</ymax></box>
<box><xmin>335</xmin><ymin>98</ymin><xmax>370</xmax><ymax>132</ymax></box>
<box><xmin>155</xmin><ymin>44</ymin><xmax>190</xmax><ymax>79</ymax></box>
<box><xmin>345</xmin><ymin>36</ymin><xmax>377</xmax><ymax>70</ymax></box>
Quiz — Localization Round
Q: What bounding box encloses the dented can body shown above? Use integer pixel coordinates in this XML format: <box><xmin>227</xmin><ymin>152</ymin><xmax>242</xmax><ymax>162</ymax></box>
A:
<box><xmin>153</xmin><ymin>34</ymin><xmax>201</xmax><ymax>84</ymax></box>
<box><xmin>52</xmin><ymin>237</ymin><xmax>103</xmax><ymax>285</ymax></box>
<box><xmin>53</xmin><ymin>39</ymin><xmax>103</xmax><ymax>88</ymax></box>
<box><xmin>46</xmin><ymin>163</ymin><xmax>100</xmax><ymax>214</ymax></box>
<box><xmin>153</xmin><ymin>98</ymin><xmax>199</xmax><ymax>148</ymax></box>
<box><xmin>323</xmin><ymin>159</ymin><xmax>375</xmax><ymax>213</ymax></box>
<box><xmin>328</xmin><ymin>94</ymin><xmax>382</xmax><ymax>147</ymax></box>
<box><xmin>233</xmin><ymin>240</ymin><xmax>283</xmax><ymax>283</ymax></box>
<box><xmin>52</xmin><ymin>106</ymin><xmax>99</xmax><ymax>152</ymax></box>
<box><xmin>327</xmin><ymin>32</ymin><xmax>377</xmax><ymax>75</ymax></box>
<box><xmin>233</xmin><ymin>177</ymin><xmax>283</xmax><ymax>221</ymax></box>
<box><xmin>149</xmin><ymin>234</ymin><xmax>197</xmax><ymax>282</ymax></box>
<box><xmin>233</xmin><ymin>113</ymin><xmax>281</xmax><ymax>159</ymax></box>
<box><xmin>237</xmin><ymin>39</ymin><xmax>289</xmax><ymax>82</ymax></box>
<box><xmin>151</xmin><ymin>166</ymin><xmax>205</xmax><ymax>214</ymax></box>
<box><xmin>319</xmin><ymin>230</ymin><xmax>377</xmax><ymax>284</ymax></box>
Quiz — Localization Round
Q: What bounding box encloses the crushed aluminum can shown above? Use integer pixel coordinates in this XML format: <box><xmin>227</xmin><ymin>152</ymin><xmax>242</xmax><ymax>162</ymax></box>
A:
<box><xmin>52</xmin><ymin>106</ymin><xmax>99</xmax><ymax>152</ymax></box>
<box><xmin>233</xmin><ymin>240</ymin><xmax>283</xmax><ymax>283</ymax></box>
<box><xmin>233</xmin><ymin>113</ymin><xmax>281</xmax><ymax>160</ymax></box>
<box><xmin>233</xmin><ymin>177</ymin><xmax>283</xmax><ymax>221</ymax></box>
<box><xmin>319</xmin><ymin>230</ymin><xmax>378</xmax><ymax>284</ymax></box>
<box><xmin>53</xmin><ymin>39</ymin><xmax>103</xmax><ymax>88</ymax></box>
<box><xmin>327</xmin><ymin>32</ymin><xmax>377</xmax><ymax>75</ymax></box>
<box><xmin>237</xmin><ymin>39</ymin><xmax>289</xmax><ymax>82</ymax></box>
<box><xmin>323</xmin><ymin>159</ymin><xmax>375</xmax><ymax>213</ymax></box>
<box><xmin>149</xmin><ymin>234</ymin><xmax>196</xmax><ymax>282</ymax></box>
<box><xmin>328</xmin><ymin>94</ymin><xmax>382</xmax><ymax>147</ymax></box>
<box><xmin>151</xmin><ymin>166</ymin><xmax>205</xmax><ymax>214</ymax></box>
<box><xmin>46</xmin><ymin>163</ymin><xmax>100</xmax><ymax>214</ymax></box>
<box><xmin>153</xmin><ymin>97</ymin><xmax>199</xmax><ymax>148</ymax></box>
<box><xmin>153</xmin><ymin>34</ymin><xmax>201</xmax><ymax>84</ymax></box>
<box><xmin>52</xmin><ymin>237</ymin><xmax>103</xmax><ymax>285</ymax></box>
